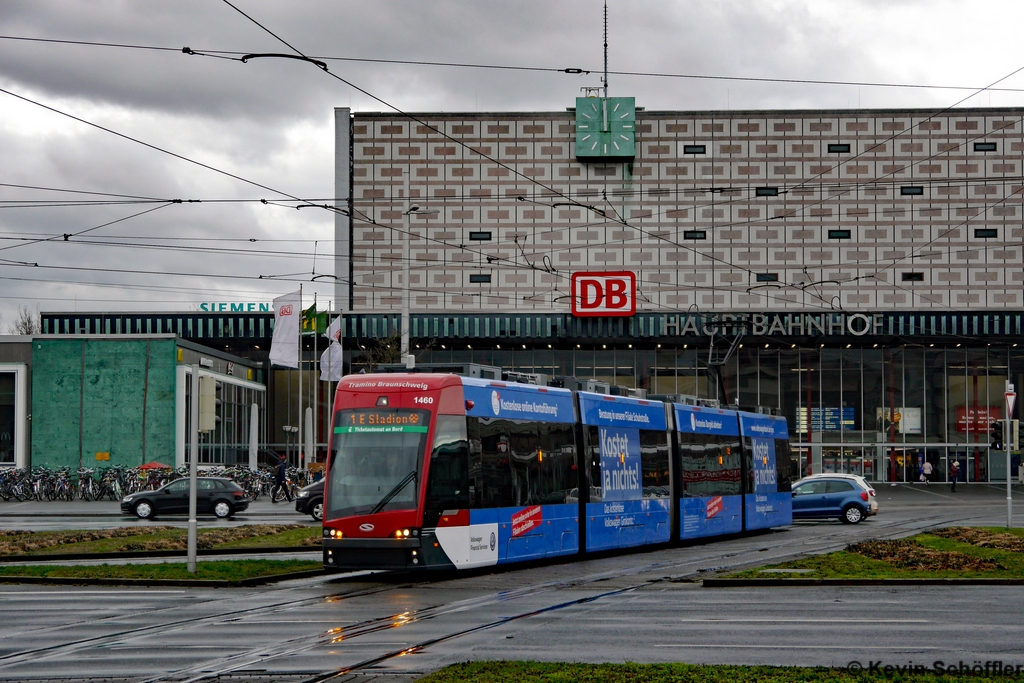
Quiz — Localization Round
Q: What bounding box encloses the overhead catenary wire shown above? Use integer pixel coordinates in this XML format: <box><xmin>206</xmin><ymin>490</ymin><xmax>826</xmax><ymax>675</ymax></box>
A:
<box><xmin>6</xmin><ymin>33</ymin><xmax>1024</xmax><ymax>94</ymax></box>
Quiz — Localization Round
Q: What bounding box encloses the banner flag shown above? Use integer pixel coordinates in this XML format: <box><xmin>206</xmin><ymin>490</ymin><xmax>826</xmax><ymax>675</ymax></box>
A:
<box><xmin>320</xmin><ymin>342</ymin><xmax>344</xmax><ymax>382</ymax></box>
<box><xmin>269</xmin><ymin>291</ymin><xmax>301</xmax><ymax>368</ymax></box>
<box><xmin>324</xmin><ymin>313</ymin><xmax>343</xmax><ymax>342</ymax></box>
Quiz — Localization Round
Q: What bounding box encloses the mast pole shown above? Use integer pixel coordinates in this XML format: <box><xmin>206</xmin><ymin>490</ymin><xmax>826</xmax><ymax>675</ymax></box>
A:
<box><xmin>603</xmin><ymin>1</ymin><xmax>608</xmax><ymax>98</ymax></box>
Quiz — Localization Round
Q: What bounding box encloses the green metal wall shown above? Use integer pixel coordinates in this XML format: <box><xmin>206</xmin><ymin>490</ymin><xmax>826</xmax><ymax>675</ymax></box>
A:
<box><xmin>31</xmin><ymin>339</ymin><xmax>177</xmax><ymax>468</ymax></box>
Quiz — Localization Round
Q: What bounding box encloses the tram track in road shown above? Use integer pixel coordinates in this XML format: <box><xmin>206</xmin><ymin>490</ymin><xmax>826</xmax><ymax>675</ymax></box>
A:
<box><xmin>0</xmin><ymin>501</ymin><xmax>1000</xmax><ymax>682</ymax></box>
<box><xmin>260</xmin><ymin>508</ymin><xmax>998</xmax><ymax>682</ymax></box>
<box><xmin>0</xmin><ymin>578</ymin><xmax>398</xmax><ymax>669</ymax></box>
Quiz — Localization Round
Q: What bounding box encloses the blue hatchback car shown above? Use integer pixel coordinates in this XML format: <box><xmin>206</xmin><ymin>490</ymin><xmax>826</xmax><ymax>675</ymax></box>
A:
<box><xmin>791</xmin><ymin>474</ymin><xmax>878</xmax><ymax>524</ymax></box>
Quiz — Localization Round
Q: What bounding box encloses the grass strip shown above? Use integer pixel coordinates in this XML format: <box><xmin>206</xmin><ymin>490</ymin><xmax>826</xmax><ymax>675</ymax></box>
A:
<box><xmin>729</xmin><ymin>527</ymin><xmax>1024</xmax><ymax>579</ymax></box>
<box><xmin>0</xmin><ymin>559</ymin><xmax>321</xmax><ymax>581</ymax></box>
<box><xmin>0</xmin><ymin>525</ymin><xmax>321</xmax><ymax>556</ymax></box>
<box><xmin>418</xmin><ymin>661</ymin><xmax>1021</xmax><ymax>683</ymax></box>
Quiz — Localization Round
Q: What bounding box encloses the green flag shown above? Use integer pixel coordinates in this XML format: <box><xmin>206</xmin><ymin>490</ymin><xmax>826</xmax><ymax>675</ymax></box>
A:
<box><xmin>301</xmin><ymin>303</ymin><xmax>327</xmax><ymax>335</ymax></box>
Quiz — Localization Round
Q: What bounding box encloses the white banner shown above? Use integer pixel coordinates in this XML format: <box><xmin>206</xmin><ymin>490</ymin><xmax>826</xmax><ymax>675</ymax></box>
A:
<box><xmin>319</xmin><ymin>341</ymin><xmax>343</xmax><ymax>382</ymax></box>
<box><xmin>324</xmin><ymin>314</ymin><xmax>343</xmax><ymax>343</ymax></box>
<box><xmin>269</xmin><ymin>291</ymin><xmax>300</xmax><ymax>368</ymax></box>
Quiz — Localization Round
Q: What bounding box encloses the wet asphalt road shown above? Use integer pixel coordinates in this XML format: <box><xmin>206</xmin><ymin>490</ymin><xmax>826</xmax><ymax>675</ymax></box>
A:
<box><xmin>1</xmin><ymin>484</ymin><xmax>1024</xmax><ymax>682</ymax></box>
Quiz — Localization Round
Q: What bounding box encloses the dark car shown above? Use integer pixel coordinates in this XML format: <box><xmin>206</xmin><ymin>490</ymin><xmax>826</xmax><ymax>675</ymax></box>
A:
<box><xmin>791</xmin><ymin>474</ymin><xmax>878</xmax><ymax>524</ymax></box>
<box><xmin>294</xmin><ymin>479</ymin><xmax>324</xmax><ymax>521</ymax></box>
<box><xmin>121</xmin><ymin>477</ymin><xmax>249</xmax><ymax>519</ymax></box>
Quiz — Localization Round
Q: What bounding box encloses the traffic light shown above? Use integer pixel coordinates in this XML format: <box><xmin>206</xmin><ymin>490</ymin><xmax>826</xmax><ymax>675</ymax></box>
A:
<box><xmin>991</xmin><ymin>420</ymin><xmax>1004</xmax><ymax>451</ymax></box>
<box><xmin>1011</xmin><ymin>420</ymin><xmax>1020</xmax><ymax>451</ymax></box>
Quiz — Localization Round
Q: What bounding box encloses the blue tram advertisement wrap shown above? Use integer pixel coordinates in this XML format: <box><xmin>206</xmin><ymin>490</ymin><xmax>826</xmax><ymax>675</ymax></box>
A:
<box><xmin>322</xmin><ymin>373</ymin><xmax>792</xmax><ymax>572</ymax></box>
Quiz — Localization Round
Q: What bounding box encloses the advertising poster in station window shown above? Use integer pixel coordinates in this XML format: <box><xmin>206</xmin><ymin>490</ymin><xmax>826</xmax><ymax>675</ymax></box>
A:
<box><xmin>741</xmin><ymin>413</ymin><xmax>792</xmax><ymax>531</ymax></box>
<box><xmin>675</xmin><ymin>404</ymin><xmax>744</xmax><ymax>540</ymax></box>
<box><xmin>579</xmin><ymin>393</ymin><xmax>671</xmax><ymax>552</ymax></box>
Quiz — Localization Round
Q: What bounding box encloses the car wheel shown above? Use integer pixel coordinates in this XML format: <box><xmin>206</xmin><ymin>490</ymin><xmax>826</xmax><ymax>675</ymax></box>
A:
<box><xmin>213</xmin><ymin>501</ymin><xmax>233</xmax><ymax>519</ymax></box>
<box><xmin>310</xmin><ymin>498</ymin><xmax>323</xmax><ymax>522</ymax></box>
<box><xmin>841</xmin><ymin>504</ymin><xmax>864</xmax><ymax>524</ymax></box>
<box><xmin>134</xmin><ymin>501</ymin><xmax>154</xmax><ymax>520</ymax></box>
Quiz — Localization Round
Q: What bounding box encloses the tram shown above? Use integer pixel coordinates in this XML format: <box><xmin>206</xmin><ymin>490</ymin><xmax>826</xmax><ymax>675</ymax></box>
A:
<box><xmin>322</xmin><ymin>373</ymin><xmax>792</xmax><ymax>571</ymax></box>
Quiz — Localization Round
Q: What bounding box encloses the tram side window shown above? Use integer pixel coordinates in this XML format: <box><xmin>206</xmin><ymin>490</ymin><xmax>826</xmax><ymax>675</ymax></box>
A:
<box><xmin>424</xmin><ymin>415</ymin><xmax>471</xmax><ymax>527</ymax></box>
<box><xmin>474</xmin><ymin>418</ymin><xmax>576</xmax><ymax>508</ymax></box>
<box><xmin>467</xmin><ymin>417</ymin><xmax>483</xmax><ymax>508</ymax></box>
<box><xmin>677</xmin><ymin>433</ymin><xmax>742</xmax><ymax>497</ymax></box>
<box><xmin>584</xmin><ymin>425</ymin><xmax>602</xmax><ymax>502</ymax></box>
<box><xmin>639</xmin><ymin>430</ymin><xmax>670</xmax><ymax>498</ymax></box>
<box><xmin>476</xmin><ymin>418</ymin><xmax>532</xmax><ymax>508</ymax></box>
<box><xmin>536</xmin><ymin>422</ymin><xmax>577</xmax><ymax>504</ymax></box>
<box><xmin>774</xmin><ymin>438</ymin><xmax>793</xmax><ymax>492</ymax></box>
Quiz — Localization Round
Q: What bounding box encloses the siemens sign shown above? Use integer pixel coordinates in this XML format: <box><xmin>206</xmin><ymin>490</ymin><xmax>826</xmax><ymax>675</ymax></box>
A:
<box><xmin>198</xmin><ymin>302</ymin><xmax>271</xmax><ymax>312</ymax></box>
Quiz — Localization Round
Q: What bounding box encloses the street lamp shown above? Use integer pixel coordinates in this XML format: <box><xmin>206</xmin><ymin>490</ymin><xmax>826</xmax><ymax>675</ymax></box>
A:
<box><xmin>401</xmin><ymin>171</ymin><xmax>438</xmax><ymax>368</ymax></box>
<box><xmin>282</xmin><ymin>425</ymin><xmax>298</xmax><ymax>464</ymax></box>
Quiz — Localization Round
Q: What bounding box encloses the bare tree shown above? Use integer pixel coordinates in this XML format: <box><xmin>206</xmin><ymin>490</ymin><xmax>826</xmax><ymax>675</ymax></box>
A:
<box><xmin>360</xmin><ymin>330</ymin><xmax>402</xmax><ymax>372</ymax></box>
<box><xmin>8</xmin><ymin>306</ymin><xmax>39</xmax><ymax>335</ymax></box>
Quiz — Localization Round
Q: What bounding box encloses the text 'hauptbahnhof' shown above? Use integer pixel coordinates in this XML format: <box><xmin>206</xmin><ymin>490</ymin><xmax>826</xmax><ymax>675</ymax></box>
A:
<box><xmin>6</xmin><ymin>96</ymin><xmax>1023</xmax><ymax>486</ymax></box>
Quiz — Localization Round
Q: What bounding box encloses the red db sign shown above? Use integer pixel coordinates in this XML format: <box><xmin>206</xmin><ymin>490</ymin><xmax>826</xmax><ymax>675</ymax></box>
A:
<box><xmin>570</xmin><ymin>271</ymin><xmax>636</xmax><ymax>317</ymax></box>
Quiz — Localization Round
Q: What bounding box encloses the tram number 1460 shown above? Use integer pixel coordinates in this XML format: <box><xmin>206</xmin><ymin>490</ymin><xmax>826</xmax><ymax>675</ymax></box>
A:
<box><xmin>414</xmin><ymin>396</ymin><xmax>434</xmax><ymax>404</ymax></box>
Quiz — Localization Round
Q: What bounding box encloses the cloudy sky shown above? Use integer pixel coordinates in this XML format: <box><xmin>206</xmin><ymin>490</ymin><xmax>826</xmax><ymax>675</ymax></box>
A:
<box><xmin>2</xmin><ymin>0</ymin><xmax>1024</xmax><ymax>329</ymax></box>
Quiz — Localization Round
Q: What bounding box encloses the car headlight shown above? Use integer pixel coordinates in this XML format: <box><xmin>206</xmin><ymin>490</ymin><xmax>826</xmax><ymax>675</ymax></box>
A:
<box><xmin>297</xmin><ymin>490</ymin><xmax>310</xmax><ymax>498</ymax></box>
<box><xmin>122</xmin><ymin>496</ymin><xmax>133</xmax><ymax>503</ymax></box>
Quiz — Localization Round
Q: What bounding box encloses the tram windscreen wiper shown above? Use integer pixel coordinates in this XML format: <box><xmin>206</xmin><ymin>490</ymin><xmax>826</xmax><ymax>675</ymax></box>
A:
<box><xmin>369</xmin><ymin>470</ymin><xmax>417</xmax><ymax>515</ymax></box>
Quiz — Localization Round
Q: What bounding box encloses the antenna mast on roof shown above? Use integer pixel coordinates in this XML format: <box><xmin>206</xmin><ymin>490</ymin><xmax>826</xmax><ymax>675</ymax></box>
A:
<box><xmin>602</xmin><ymin>0</ymin><xmax>609</xmax><ymax>98</ymax></box>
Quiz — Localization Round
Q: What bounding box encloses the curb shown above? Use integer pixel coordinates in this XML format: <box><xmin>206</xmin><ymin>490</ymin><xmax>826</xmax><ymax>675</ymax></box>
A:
<box><xmin>0</xmin><ymin>568</ymin><xmax>329</xmax><ymax>587</ymax></box>
<box><xmin>0</xmin><ymin>545</ymin><xmax>321</xmax><ymax>563</ymax></box>
<box><xmin>702</xmin><ymin>578</ymin><xmax>1024</xmax><ymax>587</ymax></box>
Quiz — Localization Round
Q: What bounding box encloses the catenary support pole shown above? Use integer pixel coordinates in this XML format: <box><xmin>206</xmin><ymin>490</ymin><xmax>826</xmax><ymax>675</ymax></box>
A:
<box><xmin>311</xmin><ymin>293</ymin><xmax>317</xmax><ymax>472</ymax></box>
<box><xmin>188</xmin><ymin>364</ymin><xmax>199</xmax><ymax>573</ymax></box>
<box><xmin>1008</xmin><ymin>380</ymin><xmax>1013</xmax><ymax>529</ymax></box>
<box><xmin>298</xmin><ymin>284</ymin><xmax>303</xmax><ymax>469</ymax></box>
<box><xmin>401</xmin><ymin>171</ymin><xmax>411</xmax><ymax>358</ymax></box>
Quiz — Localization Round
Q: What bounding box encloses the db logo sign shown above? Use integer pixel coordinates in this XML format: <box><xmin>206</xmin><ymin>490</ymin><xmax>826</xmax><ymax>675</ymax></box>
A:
<box><xmin>570</xmin><ymin>271</ymin><xmax>636</xmax><ymax>317</ymax></box>
<box><xmin>279</xmin><ymin>305</ymin><xmax>293</xmax><ymax>316</ymax></box>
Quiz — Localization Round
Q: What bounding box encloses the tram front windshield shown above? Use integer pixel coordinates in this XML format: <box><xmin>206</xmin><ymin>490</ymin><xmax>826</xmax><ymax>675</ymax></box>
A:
<box><xmin>327</xmin><ymin>409</ymin><xmax>430</xmax><ymax>520</ymax></box>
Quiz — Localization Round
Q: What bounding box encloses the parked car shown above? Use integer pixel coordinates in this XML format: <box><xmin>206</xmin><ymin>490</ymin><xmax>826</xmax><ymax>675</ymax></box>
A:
<box><xmin>121</xmin><ymin>477</ymin><xmax>249</xmax><ymax>519</ymax></box>
<box><xmin>294</xmin><ymin>479</ymin><xmax>324</xmax><ymax>521</ymax></box>
<box><xmin>791</xmin><ymin>473</ymin><xmax>878</xmax><ymax>524</ymax></box>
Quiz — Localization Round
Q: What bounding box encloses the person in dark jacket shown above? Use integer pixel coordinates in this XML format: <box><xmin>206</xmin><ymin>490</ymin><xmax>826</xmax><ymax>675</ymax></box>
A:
<box><xmin>272</xmin><ymin>455</ymin><xmax>292</xmax><ymax>502</ymax></box>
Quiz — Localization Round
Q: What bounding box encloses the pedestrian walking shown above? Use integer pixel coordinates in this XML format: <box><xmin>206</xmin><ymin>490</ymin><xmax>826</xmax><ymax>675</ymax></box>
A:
<box><xmin>271</xmin><ymin>454</ymin><xmax>292</xmax><ymax>503</ymax></box>
<box><xmin>922</xmin><ymin>459</ymin><xmax>933</xmax><ymax>485</ymax></box>
<box><xmin>949</xmin><ymin>459</ymin><xmax>961</xmax><ymax>492</ymax></box>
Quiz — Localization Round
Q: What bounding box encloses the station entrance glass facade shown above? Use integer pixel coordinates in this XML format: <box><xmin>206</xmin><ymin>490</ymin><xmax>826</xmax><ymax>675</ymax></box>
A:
<box><xmin>348</xmin><ymin>323</ymin><xmax>1023</xmax><ymax>485</ymax></box>
<box><xmin>339</xmin><ymin>311</ymin><xmax>1019</xmax><ymax>485</ymax></box>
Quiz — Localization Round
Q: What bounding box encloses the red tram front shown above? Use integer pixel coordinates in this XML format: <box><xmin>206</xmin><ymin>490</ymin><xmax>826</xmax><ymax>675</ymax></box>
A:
<box><xmin>322</xmin><ymin>372</ymin><xmax>580</xmax><ymax>571</ymax></box>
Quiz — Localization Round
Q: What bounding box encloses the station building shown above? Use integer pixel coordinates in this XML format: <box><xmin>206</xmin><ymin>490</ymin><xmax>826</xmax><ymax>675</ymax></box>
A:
<box><xmin>330</xmin><ymin>102</ymin><xmax>1024</xmax><ymax>484</ymax></box>
<box><xmin>6</xmin><ymin>102</ymin><xmax>1021</xmax><ymax>485</ymax></box>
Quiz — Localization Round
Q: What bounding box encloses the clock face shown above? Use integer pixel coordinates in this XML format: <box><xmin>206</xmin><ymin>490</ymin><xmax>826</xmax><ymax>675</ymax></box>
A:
<box><xmin>575</xmin><ymin>97</ymin><xmax>636</xmax><ymax>161</ymax></box>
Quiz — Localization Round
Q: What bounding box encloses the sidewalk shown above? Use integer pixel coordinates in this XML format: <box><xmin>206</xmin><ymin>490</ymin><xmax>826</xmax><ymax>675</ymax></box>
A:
<box><xmin>3</xmin><ymin>483</ymin><xmax>1022</xmax><ymax>519</ymax></box>
<box><xmin>0</xmin><ymin>496</ymin><xmax>308</xmax><ymax>518</ymax></box>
